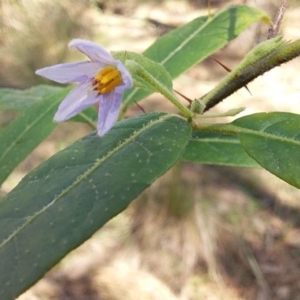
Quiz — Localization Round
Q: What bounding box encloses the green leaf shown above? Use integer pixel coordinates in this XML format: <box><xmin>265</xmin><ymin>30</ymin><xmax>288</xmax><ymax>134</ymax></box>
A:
<box><xmin>0</xmin><ymin>113</ymin><xmax>191</xmax><ymax>300</ymax></box>
<box><xmin>0</xmin><ymin>86</ymin><xmax>97</xmax><ymax>126</ymax></box>
<box><xmin>182</xmin><ymin>131</ymin><xmax>260</xmax><ymax>168</ymax></box>
<box><xmin>233</xmin><ymin>112</ymin><xmax>300</xmax><ymax>188</ymax></box>
<box><xmin>0</xmin><ymin>87</ymin><xmax>70</xmax><ymax>186</ymax></box>
<box><xmin>123</xmin><ymin>5</ymin><xmax>269</xmax><ymax>108</ymax></box>
<box><xmin>0</xmin><ymin>85</ymin><xmax>62</xmax><ymax>110</ymax></box>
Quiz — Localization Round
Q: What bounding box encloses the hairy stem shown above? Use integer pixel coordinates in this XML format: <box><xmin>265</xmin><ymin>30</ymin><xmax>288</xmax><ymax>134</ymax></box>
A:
<box><xmin>202</xmin><ymin>38</ymin><xmax>300</xmax><ymax>112</ymax></box>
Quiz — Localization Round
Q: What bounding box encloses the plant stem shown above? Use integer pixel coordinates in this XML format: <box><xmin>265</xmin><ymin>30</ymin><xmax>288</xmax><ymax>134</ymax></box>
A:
<box><xmin>202</xmin><ymin>38</ymin><xmax>300</xmax><ymax>112</ymax></box>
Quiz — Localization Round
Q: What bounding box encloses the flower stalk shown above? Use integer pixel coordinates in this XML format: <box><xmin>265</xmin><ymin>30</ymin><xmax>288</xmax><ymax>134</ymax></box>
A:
<box><xmin>126</xmin><ymin>60</ymin><xmax>193</xmax><ymax>120</ymax></box>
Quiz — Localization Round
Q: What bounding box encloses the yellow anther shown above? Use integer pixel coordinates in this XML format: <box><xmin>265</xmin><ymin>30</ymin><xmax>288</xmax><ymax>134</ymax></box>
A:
<box><xmin>93</xmin><ymin>66</ymin><xmax>122</xmax><ymax>94</ymax></box>
<box><xmin>94</xmin><ymin>66</ymin><xmax>115</xmax><ymax>81</ymax></box>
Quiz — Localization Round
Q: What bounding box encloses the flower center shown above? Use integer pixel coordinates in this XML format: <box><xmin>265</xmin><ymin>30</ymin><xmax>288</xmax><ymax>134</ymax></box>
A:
<box><xmin>93</xmin><ymin>66</ymin><xmax>122</xmax><ymax>94</ymax></box>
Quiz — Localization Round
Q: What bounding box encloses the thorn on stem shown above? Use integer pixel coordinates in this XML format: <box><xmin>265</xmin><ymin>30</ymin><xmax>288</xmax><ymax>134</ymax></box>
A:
<box><xmin>134</xmin><ymin>100</ymin><xmax>146</xmax><ymax>113</ymax></box>
<box><xmin>210</xmin><ymin>57</ymin><xmax>252</xmax><ymax>96</ymax></box>
<box><xmin>174</xmin><ymin>89</ymin><xmax>193</xmax><ymax>104</ymax></box>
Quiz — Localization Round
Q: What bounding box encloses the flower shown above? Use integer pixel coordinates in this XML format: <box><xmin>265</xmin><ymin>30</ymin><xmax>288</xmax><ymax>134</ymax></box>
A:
<box><xmin>36</xmin><ymin>39</ymin><xmax>133</xmax><ymax>136</ymax></box>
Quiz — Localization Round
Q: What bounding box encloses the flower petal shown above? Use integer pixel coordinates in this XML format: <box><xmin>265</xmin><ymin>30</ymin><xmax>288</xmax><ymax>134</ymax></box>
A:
<box><xmin>54</xmin><ymin>80</ymin><xmax>98</xmax><ymax>122</ymax></box>
<box><xmin>36</xmin><ymin>61</ymin><xmax>102</xmax><ymax>84</ymax></box>
<box><xmin>114</xmin><ymin>60</ymin><xmax>133</xmax><ymax>92</ymax></box>
<box><xmin>97</xmin><ymin>91</ymin><xmax>122</xmax><ymax>136</ymax></box>
<box><xmin>69</xmin><ymin>39</ymin><xmax>115</xmax><ymax>65</ymax></box>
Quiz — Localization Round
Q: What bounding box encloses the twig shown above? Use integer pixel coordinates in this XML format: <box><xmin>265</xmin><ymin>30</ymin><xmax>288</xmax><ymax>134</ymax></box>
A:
<box><xmin>267</xmin><ymin>0</ymin><xmax>288</xmax><ymax>39</ymax></box>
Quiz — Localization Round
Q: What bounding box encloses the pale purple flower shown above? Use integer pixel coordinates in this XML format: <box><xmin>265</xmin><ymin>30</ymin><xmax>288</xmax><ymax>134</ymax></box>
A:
<box><xmin>36</xmin><ymin>39</ymin><xmax>133</xmax><ymax>136</ymax></box>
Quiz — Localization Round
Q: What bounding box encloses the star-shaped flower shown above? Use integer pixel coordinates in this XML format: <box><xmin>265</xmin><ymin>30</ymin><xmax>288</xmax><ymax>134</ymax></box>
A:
<box><xmin>36</xmin><ymin>39</ymin><xmax>133</xmax><ymax>136</ymax></box>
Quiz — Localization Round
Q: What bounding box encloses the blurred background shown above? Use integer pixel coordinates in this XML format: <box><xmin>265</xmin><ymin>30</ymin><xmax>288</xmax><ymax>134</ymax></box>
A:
<box><xmin>1</xmin><ymin>0</ymin><xmax>300</xmax><ymax>299</ymax></box>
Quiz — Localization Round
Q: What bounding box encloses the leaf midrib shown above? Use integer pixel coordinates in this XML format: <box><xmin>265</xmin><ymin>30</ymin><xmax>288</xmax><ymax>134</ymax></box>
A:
<box><xmin>237</xmin><ymin>127</ymin><xmax>300</xmax><ymax>146</ymax></box>
<box><xmin>190</xmin><ymin>138</ymin><xmax>240</xmax><ymax>144</ymax></box>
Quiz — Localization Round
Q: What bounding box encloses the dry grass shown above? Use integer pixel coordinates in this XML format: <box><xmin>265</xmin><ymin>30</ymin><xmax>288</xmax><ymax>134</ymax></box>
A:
<box><xmin>2</xmin><ymin>0</ymin><xmax>300</xmax><ymax>299</ymax></box>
